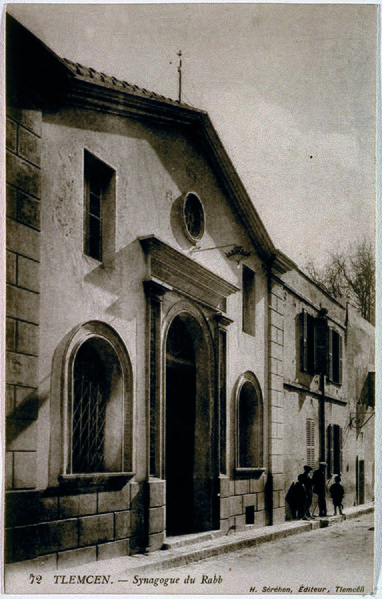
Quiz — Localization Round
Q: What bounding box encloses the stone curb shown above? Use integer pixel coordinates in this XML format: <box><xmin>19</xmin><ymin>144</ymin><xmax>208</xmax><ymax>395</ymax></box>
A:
<box><xmin>5</xmin><ymin>503</ymin><xmax>373</xmax><ymax>577</ymax></box>
<box><xmin>75</xmin><ymin>502</ymin><xmax>374</xmax><ymax>576</ymax></box>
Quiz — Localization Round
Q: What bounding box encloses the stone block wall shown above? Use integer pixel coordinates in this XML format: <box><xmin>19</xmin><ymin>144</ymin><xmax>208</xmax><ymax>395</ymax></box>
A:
<box><xmin>5</xmin><ymin>482</ymin><xmax>142</xmax><ymax>567</ymax></box>
<box><xmin>147</xmin><ymin>479</ymin><xmax>166</xmax><ymax>551</ymax></box>
<box><xmin>6</xmin><ymin>106</ymin><xmax>42</xmax><ymax>491</ymax></box>
<box><xmin>219</xmin><ymin>476</ymin><xmax>266</xmax><ymax>533</ymax></box>
<box><xmin>268</xmin><ymin>278</ymin><xmax>286</xmax><ymax>524</ymax></box>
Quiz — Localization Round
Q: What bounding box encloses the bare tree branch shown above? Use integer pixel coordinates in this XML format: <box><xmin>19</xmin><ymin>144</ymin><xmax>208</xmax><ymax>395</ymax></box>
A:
<box><xmin>303</xmin><ymin>238</ymin><xmax>375</xmax><ymax>324</ymax></box>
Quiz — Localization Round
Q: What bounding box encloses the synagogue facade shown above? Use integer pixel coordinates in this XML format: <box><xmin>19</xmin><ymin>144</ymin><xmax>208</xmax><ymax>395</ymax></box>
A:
<box><xmin>5</xmin><ymin>15</ymin><xmax>375</xmax><ymax>567</ymax></box>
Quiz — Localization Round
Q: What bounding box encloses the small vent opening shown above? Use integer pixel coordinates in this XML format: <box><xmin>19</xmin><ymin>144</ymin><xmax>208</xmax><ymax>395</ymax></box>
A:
<box><xmin>245</xmin><ymin>505</ymin><xmax>255</xmax><ymax>525</ymax></box>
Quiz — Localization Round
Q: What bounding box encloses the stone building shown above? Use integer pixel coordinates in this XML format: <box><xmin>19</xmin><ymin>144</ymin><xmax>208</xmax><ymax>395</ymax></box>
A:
<box><xmin>278</xmin><ymin>259</ymin><xmax>375</xmax><ymax>516</ymax></box>
<box><xmin>5</xmin><ymin>15</ymin><xmax>375</xmax><ymax>567</ymax></box>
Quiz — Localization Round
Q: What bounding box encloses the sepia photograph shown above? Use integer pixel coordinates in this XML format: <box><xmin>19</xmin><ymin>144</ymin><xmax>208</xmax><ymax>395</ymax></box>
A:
<box><xmin>3</xmin><ymin>2</ymin><xmax>377</xmax><ymax>595</ymax></box>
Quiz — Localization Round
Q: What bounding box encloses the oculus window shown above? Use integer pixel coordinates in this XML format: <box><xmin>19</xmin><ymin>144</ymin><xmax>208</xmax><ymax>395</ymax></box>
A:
<box><xmin>182</xmin><ymin>193</ymin><xmax>205</xmax><ymax>243</ymax></box>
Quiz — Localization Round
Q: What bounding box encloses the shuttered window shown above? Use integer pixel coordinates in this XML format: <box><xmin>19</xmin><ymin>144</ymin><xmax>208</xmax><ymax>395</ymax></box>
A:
<box><xmin>327</xmin><ymin>424</ymin><xmax>343</xmax><ymax>476</ymax></box>
<box><xmin>306</xmin><ymin>418</ymin><xmax>315</xmax><ymax>468</ymax></box>
<box><xmin>300</xmin><ymin>310</ymin><xmax>315</xmax><ymax>374</ymax></box>
<box><xmin>328</xmin><ymin>329</ymin><xmax>343</xmax><ymax>384</ymax></box>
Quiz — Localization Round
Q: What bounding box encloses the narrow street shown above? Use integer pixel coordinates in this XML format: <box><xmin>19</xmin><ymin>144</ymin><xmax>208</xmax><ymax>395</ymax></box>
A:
<box><xmin>160</xmin><ymin>513</ymin><xmax>375</xmax><ymax>594</ymax></box>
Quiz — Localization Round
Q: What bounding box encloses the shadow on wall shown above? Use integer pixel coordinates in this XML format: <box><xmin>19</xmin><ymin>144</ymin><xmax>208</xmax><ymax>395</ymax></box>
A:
<box><xmin>298</xmin><ymin>390</ymin><xmax>307</xmax><ymax>412</ymax></box>
<box><xmin>264</xmin><ymin>472</ymin><xmax>273</xmax><ymax>525</ymax></box>
<box><xmin>7</xmin><ymin>376</ymin><xmax>50</xmax><ymax>446</ymax></box>
<box><xmin>83</xmin><ymin>239</ymin><xmax>144</xmax><ymax>322</ymax></box>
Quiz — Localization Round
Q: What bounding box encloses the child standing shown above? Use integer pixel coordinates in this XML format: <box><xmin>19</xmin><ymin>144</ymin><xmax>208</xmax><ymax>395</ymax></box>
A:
<box><xmin>329</xmin><ymin>475</ymin><xmax>345</xmax><ymax>515</ymax></box>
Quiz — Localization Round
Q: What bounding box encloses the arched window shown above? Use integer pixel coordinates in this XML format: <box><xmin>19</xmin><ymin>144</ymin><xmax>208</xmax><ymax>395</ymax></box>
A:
<box><xmin>71</xmin><ymin>337</ymin><xmax>124</xmax><ymax>473</ymax></box>
<box><xmin>49</xmin><ymin>322</ymin><xmax>134</xmax><ymax>485</ymax></box>
<box><xmin>236</xmin><ymin>373</ymin><xmax>264</xmax><ymax>470</ymax></box>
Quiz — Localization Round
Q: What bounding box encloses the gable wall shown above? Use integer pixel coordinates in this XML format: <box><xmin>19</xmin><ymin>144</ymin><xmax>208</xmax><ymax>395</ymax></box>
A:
<box><xmin>38</xmin><ymin>104</ymin><xmax>270</xmax><ymax>479</ymax></box>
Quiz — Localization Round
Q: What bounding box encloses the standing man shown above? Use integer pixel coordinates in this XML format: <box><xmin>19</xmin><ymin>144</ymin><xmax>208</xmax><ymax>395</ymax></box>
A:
<box><xmin>300</xmin><ymin>465</ymin><xmax>313</xmax><ymax>518</ymax></box>
<box><xmin>312</xmin><ymin>462</ymin><xmax>328</xmax><ymax>517</ymax></box>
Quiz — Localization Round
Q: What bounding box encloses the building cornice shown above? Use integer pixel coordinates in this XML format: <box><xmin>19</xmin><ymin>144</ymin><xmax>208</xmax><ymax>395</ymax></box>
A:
<box><xmin>284</xmin><ymin>381</ymin><xmax>347</xmax><ymax>406</ymax></box>
<box><xmin>272</xmin><ymin>249</ymin><xmax>346</xmax><ymax>310</ymax></box>
<box><xmin>139</xmin><ymin>235</ymin><xmax>239</xmax><ymax>312</ymax></box>
<box><xmin>66</xmin><ymin>78</ymin><xmax>207</xmax><ymax>126</ymax></box>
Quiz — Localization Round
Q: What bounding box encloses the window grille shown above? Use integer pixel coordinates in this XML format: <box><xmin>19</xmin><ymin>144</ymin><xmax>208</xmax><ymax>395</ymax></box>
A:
<box><xmin>306</xmin><ymin>418</ymin><xmax>315</xmax><ymax>468</ymax></box>
<box><xmin>72</xmin><ymin>343</ymin><xmax>107</xmax><ymax>473</ymax></box>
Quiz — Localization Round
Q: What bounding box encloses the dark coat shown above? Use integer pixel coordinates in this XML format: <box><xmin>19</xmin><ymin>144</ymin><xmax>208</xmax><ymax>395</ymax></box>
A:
<box><xmin>300</xmin><ymin>472</ymin><xmax>313</xmax><ymax>499</ymax></box>
<box><xmin>330</xmin><ymin>482</ymin><xmax>345</xmax><ymax>506</ymax></box>
<box><xmin>293</xmin><ymin>481</ymin><xmax>307</xmax><ymax>509</ymax></box>
<box><xmin>312</xmin><ymin>468</ymin><xmax>326</xmax><ymax>495</ymax></box>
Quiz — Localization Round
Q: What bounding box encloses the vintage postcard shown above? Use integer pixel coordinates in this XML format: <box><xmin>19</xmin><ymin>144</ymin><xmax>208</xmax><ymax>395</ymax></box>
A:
<box><xmin>2</xmin><ymin>2</ymin><xmax>378</xmax><ymax>595</ymax></box>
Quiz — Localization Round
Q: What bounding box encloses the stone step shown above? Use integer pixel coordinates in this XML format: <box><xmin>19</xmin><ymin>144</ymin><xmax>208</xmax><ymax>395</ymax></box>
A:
<box><xmin>162</xmin><ymin>529</ymin><xmax>225</xmax><ymax>550</ymax></box>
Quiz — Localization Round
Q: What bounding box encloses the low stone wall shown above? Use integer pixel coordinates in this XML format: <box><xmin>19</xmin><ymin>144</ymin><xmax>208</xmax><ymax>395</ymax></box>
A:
<box><xmin>5</xmin><ymin>481</ymin><xmax>144</xmax><ymax>567</ymax></box>
<box><xmin>219</xmin><ymin>476</ymin><xmax>267</xmax><ymax>533</ymax></box>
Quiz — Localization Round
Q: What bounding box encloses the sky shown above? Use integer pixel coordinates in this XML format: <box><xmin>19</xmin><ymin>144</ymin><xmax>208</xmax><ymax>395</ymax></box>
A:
<box><xmin>4</xmin><ymin>2</ymin><xmax>378</xmax><ymax>268</ymax></box>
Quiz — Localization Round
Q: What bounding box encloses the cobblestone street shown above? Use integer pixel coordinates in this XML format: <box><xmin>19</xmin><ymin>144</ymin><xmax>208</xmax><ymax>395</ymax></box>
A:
<box><xmin>162</xmin><ymin>512</ymin><xmax>375</xmax><ymax>594</ymax></box>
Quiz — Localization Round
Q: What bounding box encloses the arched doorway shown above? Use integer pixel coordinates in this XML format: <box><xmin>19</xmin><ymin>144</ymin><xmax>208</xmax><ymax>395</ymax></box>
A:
<box><xmin>165</xmin><ymin>312</ymin><xmax>215</xmax><ymax>536</ymax></box>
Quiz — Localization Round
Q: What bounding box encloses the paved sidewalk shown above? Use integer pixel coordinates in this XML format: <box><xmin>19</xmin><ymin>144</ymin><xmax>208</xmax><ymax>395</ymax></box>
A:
<box><xmin>5</xmin><ymin>503</ymin><xmax>373</xmax><ymax>594</ymax></box>
<box><xmin>57</xmin><ymin>502</ymin><xmax>375</xmax><ymax>575</ymax></box>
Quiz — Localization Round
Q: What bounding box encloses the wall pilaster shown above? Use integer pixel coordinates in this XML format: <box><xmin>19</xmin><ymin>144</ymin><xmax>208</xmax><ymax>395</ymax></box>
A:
<box><xmin>6</xmin><ymin>106</ymin><xmax>42</xmax><ymax>491</ymax></box>
<box><xmin>268</xmin><ymin>277</ymin><xmax>286</xmax><ymax>523</ymax></box>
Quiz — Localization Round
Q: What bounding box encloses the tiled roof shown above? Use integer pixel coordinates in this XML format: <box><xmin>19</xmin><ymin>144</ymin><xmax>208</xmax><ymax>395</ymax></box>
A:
<box><xmin>62</xmin><ymin>57</ymin><xmax>192</xmax><ymax>109</ymax></box>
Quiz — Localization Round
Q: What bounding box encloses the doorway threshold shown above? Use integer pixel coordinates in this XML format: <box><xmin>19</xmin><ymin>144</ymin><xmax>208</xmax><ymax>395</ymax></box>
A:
<box><xmin>163</xmin><ymin>529</ymin><xmax>224</xmax><ymax>551</ymax></box>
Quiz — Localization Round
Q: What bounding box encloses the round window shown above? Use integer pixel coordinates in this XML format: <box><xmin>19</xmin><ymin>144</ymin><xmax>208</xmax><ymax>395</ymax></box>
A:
<box><xmin>183</xmin><ymin>193</ymin><xmax>205</xmax><ymax>242</ymax></box>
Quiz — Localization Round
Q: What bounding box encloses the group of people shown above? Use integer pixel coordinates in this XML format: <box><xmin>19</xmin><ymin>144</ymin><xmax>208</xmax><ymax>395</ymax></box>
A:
<box><xmin>286</xmin><ymin>462</ymin><xmax>345</xmax><ymax>520</ymax></box>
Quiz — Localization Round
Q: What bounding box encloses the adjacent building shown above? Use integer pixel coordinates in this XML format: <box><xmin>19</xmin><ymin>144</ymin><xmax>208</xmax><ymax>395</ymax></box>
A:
<box><xmin>5</xmin><ymin>15</ymin><xmax>375</xmax><ymax>567</ymax></box>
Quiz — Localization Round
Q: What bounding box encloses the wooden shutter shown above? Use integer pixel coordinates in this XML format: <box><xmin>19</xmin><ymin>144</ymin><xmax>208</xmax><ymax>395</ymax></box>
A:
<box><xmin>306</xmin><ymin>418</ymin><xmax>315</xmax><ymax>468</ymax></box>
<box><xmin>338</xmin><ymin>334</ymin><xmax>343</xmax><ymax>384</ymax></box>
<box><xmin>328</xmin><ymin>329</ymin><xmax>333</xmax><ymax>381</ymax></box>
<box><xmin>314</xmin><ymin>317</ymin><xmax>328</xmax><ymax>375</ymax></box>
<box><xmin>339</xmin><ymin>426</ymin><xmax>343</xmax><ymax>475</ymax></box>
<box><xmin>327</xmin><ymin>424</ymin><xmax>334</xmax><ymax>477</ymax></box>
<box><xmin>331</xmin><ymin>424</ymin><xmax>342</xmax><ymax>476</ymax></box>
<box><xmin>300</xmin><ymin>310</ymin><xmax>308</xmax><ymax>372</ymax></box>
